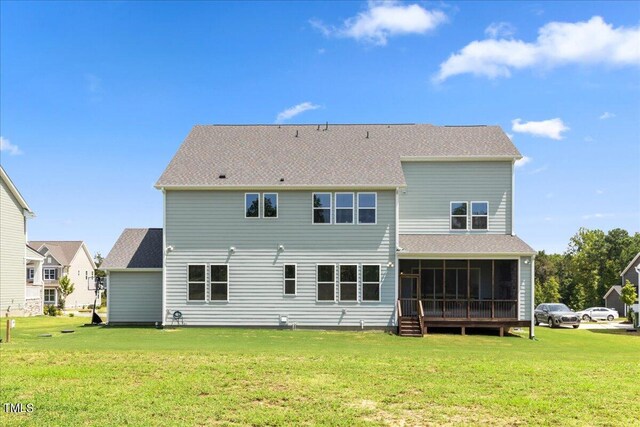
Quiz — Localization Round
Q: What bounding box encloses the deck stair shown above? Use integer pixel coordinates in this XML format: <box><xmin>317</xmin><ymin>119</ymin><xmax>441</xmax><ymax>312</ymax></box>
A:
<box><xmin>398</xmin><ymin>316</ymin><xmax>423</xmax><ymax>337</ymax></box>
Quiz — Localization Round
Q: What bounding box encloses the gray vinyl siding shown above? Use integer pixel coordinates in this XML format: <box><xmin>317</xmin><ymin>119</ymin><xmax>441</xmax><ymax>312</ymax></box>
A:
<box><xmin>519</xmin><ymin>256</ymin><xmax>532</xmax><ymax>321</ymax></box>
<box><xmin>165</xmin><ymin>190</ymin><xmax>396</xmax><ymax>327</ymax></box>
<box><xmin>399</xmin><ymin>161</ymin><xmax>512</xmax><ymax>234</ymax></box>
<box><xmin>0</xmin><ymin>177</ymin><xmax>26</xmax><ymax>314</ymax></box>
<box><xmin>108</xmin><ymin>271</ymin><xmax>162</xmax><ymax>323</ymax></box>
<box><xmin>604</xmin><ymin>292</ymin><xmax>625</xmax><ymax>316</ymax></box>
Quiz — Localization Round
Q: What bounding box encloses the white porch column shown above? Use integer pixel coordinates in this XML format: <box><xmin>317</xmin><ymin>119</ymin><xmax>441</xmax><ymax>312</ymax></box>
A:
<box><xmin>33</xmin><ymin>259</ymin><xmax>44</xmax><ymax>286</ymax></box>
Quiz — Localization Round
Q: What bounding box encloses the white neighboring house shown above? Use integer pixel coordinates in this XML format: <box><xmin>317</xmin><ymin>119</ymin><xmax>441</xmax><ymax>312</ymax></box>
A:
<box><xmin>0</xmin><ymin>166</ymin><xmax>45</xmax><ymax>316</ymax></box>
<box><xmin>27</xmin><ymin>241</ymin><xmax>99</xmax><ymax>309</ymax></box>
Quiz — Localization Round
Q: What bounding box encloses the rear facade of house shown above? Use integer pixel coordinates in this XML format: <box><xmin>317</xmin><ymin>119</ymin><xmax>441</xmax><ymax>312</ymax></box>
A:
<box><xmin>102</xmin><ymin>124</ymin><xmax>535</xmax><ymax>335</ymax></box>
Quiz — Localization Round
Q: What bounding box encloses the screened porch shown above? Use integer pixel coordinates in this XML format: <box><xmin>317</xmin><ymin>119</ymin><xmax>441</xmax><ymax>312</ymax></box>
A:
<box><xmin>398</xmin><ymin>259</ymin><xmax>519</xmax><ymax>320</ymax></box>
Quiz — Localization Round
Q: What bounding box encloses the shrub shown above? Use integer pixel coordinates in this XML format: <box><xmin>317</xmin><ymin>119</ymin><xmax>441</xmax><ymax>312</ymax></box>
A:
<box><xmin>43</xmin><ymin>305</ymin><xmax>58</xmax><ymax>316</ymax></box>
<box><xmin>68</xmin><ymin>313</ymin><xmax>75</xmax><ymax>318</ymax></box>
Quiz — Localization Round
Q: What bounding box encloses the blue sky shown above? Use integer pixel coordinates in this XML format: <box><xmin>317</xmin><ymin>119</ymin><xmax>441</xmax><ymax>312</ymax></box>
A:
<box><xmin>1</xmin><ymin>1</ymin><xmax>639</xmax><ymax>256</ymax></box>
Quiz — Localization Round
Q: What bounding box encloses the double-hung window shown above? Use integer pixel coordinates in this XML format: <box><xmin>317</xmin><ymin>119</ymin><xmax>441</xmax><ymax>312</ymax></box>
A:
<box><xmin>188</xmin><ymin>265</ymin><xmax>206</xmax><ymax>301</ymax></box>
<box><xmin>44</xmin><ymin>289</ymin><xmax>56</xmax><ymax>305</ymax></box>
<box><xmin>339</xmin><ymin>265</ymin><xmax>358</xmax><ymax>301</ymax></box>
<box><xmin>335</xmin><ymin>193</ymin><xmax>354</xmax><ymax>224</ymax></box>
<box><xmin>362</xmin><ymin>265</ymin><xmax>381</xmax><ymax>301</ymax></box>
<box><xmin>44</xmin><ymin>268</ymin><xmax>57</xmax><ymax>280</ymax></box>
<box><xmin>313</xmin><ymin>193</ymin><xmax>332</xmax><ymax>224</ymax></box>
<box><xmin>471</xmin><ymin>202</ymin><xmax>488</xmax><ymax>230</ymax></box>
<box><xmin>357</xmin><ymin>193</ymin><xmax>377</xmax><ymax>224</ymax></box>
<box><xmin>317</xmin><ymin>264</ymin><xmax>335</xmax><ymax>301</ymax></box>
<box><xmin>263</xmin><ymin>193</ymin><xmax>278</xmax><ymax>218</ymax></box>
<box><xmin>284</xmin><ymin>264</ymin><xmax>296</xmax><ymax>295</ymax></box>
<box><xmin>450</xmin><ymin>202</ymin><xmax>468</xmax><ymax>230</ymax></box>
<box><xmin>27</xmin><ymin>268</ymin><xmax>34</xmax><ymax>280</ymax></box>
<box><xmin>210</xmin><ymin>265</ymin><xmax>229</xmax><ymax>301</ymax></box>
<box><xmin>245</xmin><ymin>193</ymin><xmax>260</xmax><ymax>218</ymax></box>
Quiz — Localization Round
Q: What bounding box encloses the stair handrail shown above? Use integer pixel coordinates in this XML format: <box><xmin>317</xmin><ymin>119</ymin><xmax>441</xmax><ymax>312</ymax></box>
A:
<box><xmin>396</xmin><ymin>299</ymin><xmax>403</xmax><ymax>318</ymax></box>
<box><xmin>418</xmin><ymin>300</ymin><xmax>425</xmax><ymax>336</ymax></box>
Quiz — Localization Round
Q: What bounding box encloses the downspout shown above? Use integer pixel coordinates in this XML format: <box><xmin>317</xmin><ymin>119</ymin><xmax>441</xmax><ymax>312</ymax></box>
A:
<box><xmin>511</xmin><ymin>160</ymin><xmax>515</xmax><ymax>236</ymax></box>
<box><xmin>394</xmin><ymin>188</ymin><xmax>400</xmax><ymax>326</ymax></box>
<box><xmin>530</xmin><ymin>256</ymin><xmax>535</xmax><ymax>339</ymax></box>
<box><xmin>161</xmin><ymin>188</ymin><xmax>167</xmax><ymax>327</ymax></box>
<box><xmin>106</xmin><ymin>272</ymin><xmax>111</xmax><ymax>325</ymax></box>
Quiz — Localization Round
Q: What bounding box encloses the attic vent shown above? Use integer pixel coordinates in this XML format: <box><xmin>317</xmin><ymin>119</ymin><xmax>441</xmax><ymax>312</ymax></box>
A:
<box><xmin>219</xmin><ymin>174</ymin><xmax>226</xmax><ymax>179</ymax></box>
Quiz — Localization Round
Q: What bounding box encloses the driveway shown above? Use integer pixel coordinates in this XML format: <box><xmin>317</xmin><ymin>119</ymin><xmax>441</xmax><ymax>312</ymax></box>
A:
<box><xmin>578</xmin><ymin>321</ymin><xmax>633</xmax><ymax>330</ymax></box>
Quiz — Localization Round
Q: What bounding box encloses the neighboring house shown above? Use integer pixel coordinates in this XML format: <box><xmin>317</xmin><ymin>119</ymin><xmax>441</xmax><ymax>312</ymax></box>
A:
<box><xmin>619</xmin><ymin>252</ymin><xmax>640</xmax><ymax>322</ymax></box>
<box><xmin>102</xmin><ymin>124</ymin><xmax>535</xmax><ymax>337</ymax></box>
<box><xmin>27</xmin><ymin>241</ymin><xmax>98</xmax><ymax>308</ymax></box>
<box><xmin>0</xmin><ymin>166</ymin><xmax>45</xmax><ymax>316</ymax></box>
<box><xmin>603</xmin><ymin>285</ymin><xmax>625</xmax><ymax>316</ymax></box>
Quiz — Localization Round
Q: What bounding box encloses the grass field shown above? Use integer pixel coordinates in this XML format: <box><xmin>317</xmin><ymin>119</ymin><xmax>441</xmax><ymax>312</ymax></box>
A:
<box><xmin>1</xmin><ymin>317</ymin><xmax>639</xmax><ymax>426</ymax></box>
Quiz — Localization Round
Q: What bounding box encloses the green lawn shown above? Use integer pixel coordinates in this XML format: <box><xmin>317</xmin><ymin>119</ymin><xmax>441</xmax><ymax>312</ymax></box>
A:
<box><xmin>1</xmin><ymin>317</ymin><xmax>638</xmax><ymax>426</ymax></box>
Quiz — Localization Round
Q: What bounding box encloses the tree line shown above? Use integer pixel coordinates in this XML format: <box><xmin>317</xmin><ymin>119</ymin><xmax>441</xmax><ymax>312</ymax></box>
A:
<box><xmin>535</xmin><ymin>228</ymin><xmax>640</xmax><ymax>309</ymax></box>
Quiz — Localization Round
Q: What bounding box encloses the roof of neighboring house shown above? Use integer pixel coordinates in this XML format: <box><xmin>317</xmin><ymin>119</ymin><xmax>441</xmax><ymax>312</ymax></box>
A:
<box><xmin>29</xmin><ymin>241</ymin><xmax>96</xmax><ymax>268</ymax></box>
<box><xmin>155</xmin><ymin>124</ymin><xmax>522</xmax><ymax>188</ymax></box>
<box><xmin>25</xmin><ymin>244</ymin><xmax>45</xmax><ymax>260</ymax></box>
<box><xmin>620</xmin><ymin>252</ymin><xmax>640</xmax><ymax>276</ymax></box>
<box><xmin>604</xmin><ymin>285</ymin><xmax>622</xmax><ymax>299</ymax></box>
<box><xmin>101</xmin><ymin>228</ymin><xmax>163</xmax><ymax>270</ymax></box>
<box><xmin>0</xmin><ymin>165</ymin><xmax>34</xmax><ymax>214</ymax></box>
<box><xmin>399</xmin><ymin>234</ymin><xmax>536</xmax><ymax>256</ymax></box>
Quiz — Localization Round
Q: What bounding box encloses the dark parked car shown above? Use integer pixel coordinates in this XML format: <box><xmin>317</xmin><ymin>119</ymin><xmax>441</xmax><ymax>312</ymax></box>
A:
<box><xmin>534</xmin><ymin>303</ymin><xmax>580</xmax><ymax>328</ymax></box>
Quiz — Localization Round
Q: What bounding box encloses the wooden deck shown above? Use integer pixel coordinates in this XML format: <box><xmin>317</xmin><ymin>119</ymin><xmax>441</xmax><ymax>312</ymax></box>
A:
<box><xmin>397</xmin><ymin>299</ymin><xmax>532</xmax><ymax>337</ymax></box>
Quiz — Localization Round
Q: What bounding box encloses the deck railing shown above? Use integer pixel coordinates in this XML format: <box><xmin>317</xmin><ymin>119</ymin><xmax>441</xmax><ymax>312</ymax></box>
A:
<box><xmin>399</xmin><ymin>298</ymin><xmax>518</xmax><ymax>319</ymax></box>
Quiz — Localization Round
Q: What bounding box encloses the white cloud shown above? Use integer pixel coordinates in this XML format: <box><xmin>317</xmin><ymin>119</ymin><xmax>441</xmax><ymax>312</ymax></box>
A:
<box><xmin>582</xmin><ymin>213</ymin><xmax>614</xmax><ymax>220</ymax></box>
<box><xmin>595</xmin><ymin>189</ymin><xmax>604</xmax><ymax>195</ymax></box>
<box><xmin>435</xmin><ymin>16</ymin><xmax>640</xmax><ymax>82</ymax></box>
<box><xmin>514</xmin><ymin>156</ymin><xmax>531</xmax><ymax>168</ymax></box>
<box><xmin>310</xmin><ymin>1</ymin><xmax>447</xmax><ymax>46</ymax></box>
<box><xmin>529</xmin><ymin>165</ymin><xmax>548</xmax><ymax>175</ymax></box>
<box><xmin>275</xmin><ymin>102</ymin><xmax>320</xmax><ymax>123</ymax></box>
<box><xmin>0</xmin><ymin>136</ymin><xmax>22</xmax><ymax>155</ymax></box>
<box><xmin>512</xmin><ymin>118</ymin><xmax>569</xmax><ymax>140</ymax></box>
<box><xmin>485</xmin><ymin>22</ymin><xmax>516</xmax><ymax>39</ymax></box>
<box><xmin>599</xmin><ymin>111</ymin><xmax>615</xmax><ymax>119</ymax></box>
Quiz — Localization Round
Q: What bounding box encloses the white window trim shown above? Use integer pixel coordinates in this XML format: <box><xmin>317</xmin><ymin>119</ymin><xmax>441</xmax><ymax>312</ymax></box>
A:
<box><xmin>283</xmin><ymin>263</ymin><xmax>297</xmax><ymax>296</ymax></box>
<box><xmin>450</xmin><ymin>201</ymin><xmax>469</xmax><ymax>231</ymax></box>
<box><xmin>44</xmin><ymin>288</ymin><xmax>57</xmax><ymax>305</ymax></box>
<box><xmin>27</xmin><ymin>268</ymin><xmax>34</xmax><ymax>280</ymax></box>
<box><xmin>362</xmin><ymin>264</ymin><xmax>382</xmax><ymax>302</ymax></box>
<box><xmin>316</xmin><ymin>263</ymin><xmax>336</xmax><ymax>302</ymax></box>
<box><xmin>312</xmin><ymin>192</ymin><xmax>332</xmax><ymax>225</ymax></box>
<box><xmin>44</xmin><ymin>268</ymin><xmax>57</xmax><ymax>281</ymax></box>
<box><xmin>244</xmin><ymin>192</ymin><xmax>261</xmax><ymax>219</ymax></box>
<box><xmin>209</xmin><ymin>263</ymin><xmax>230</xmax><ymax>302</ymax></box>
<box><xmin>339</xmin><ymin>264</ymin><xmax>359</xmax><ymax>302</ymax></box>
<box><xmin>471</xmin><ymin>201</ymin><xmax>489</xmax><ymax>231</ymax></box>
<box><xmin>262</xmin><ymin>193</ymin><xmax>279</xmax><ymax>219</ymax></box>
<box><xmin>187</xmin><ymin>263</ymin><xmax>207</xmax><ymax>302</ymax></box>
<box><xmin>335</xmin><ymin>192</ymin><xmax>355</xmax><ymax>225</ymax></box>
<box><xmin>357</xmin><ymin>192</ymin><xmax>377</xmax><ymax>225</ymax></box>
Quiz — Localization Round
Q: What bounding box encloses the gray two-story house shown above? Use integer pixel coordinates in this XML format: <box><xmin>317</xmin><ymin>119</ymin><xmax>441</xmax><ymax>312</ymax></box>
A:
<box><xmin>102</xmin><ymin>124</ymin><xmax>535</xmax><ymax>337</ymax></box>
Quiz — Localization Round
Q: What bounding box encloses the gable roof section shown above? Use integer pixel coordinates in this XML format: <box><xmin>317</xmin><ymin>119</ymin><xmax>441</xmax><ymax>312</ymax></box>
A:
<box><xmin>29</xmin><ymin>241</ymin><xmax>84</xmax><ymax>266</ymax></box>
<box><xmin>604</xmin><ymin>285</ymin><xmax>622</xmax><ymax>299</ymax></box>
<box><xmin>621</xmin><ymin>252</ymin><xmax>640</xmax><ymax>276</ymax></box>
<box><xmin>101</xmin><ymin>228</ymin><xmax>163</xmax><ymax>270</ymax></box>
<box><xmin>0</xmin><ymin>165</ymin><xmax>34</xmax><ymax>214</ymax></box>
<box><xmin>26</xmin><ymin>245</ymin><xmax>45</xmax><ymax>261</ymax></box>
<box><xmin>399</xmin><ymin>234</ymin><xmax>536</xmax><ymax>256</ymax></box>
<box><xmin>155</xmin><ymin>124</ymin><xmax>521</xmax><ymax>189</ymax></box>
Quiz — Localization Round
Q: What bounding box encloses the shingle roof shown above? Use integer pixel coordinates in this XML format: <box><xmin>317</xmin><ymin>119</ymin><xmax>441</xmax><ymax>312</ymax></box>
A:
<box><xmin>101</xmin><ymin>228</ymin><xmax>163</xmax><ymax>269</ymax></box>
<box><xmin>29</xmin><ymin>241</ymin><xmax>84</xmax><ymax>266</ymax></box>
<box><xmin>399</xmin><ymin>234</ymin><xmax>535</xmax><ymax>256</ymax></box>
<box><xmin>156</xmin><ymin>124</ymin><xmax>521</xmax><ymax>188</ymax></box>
